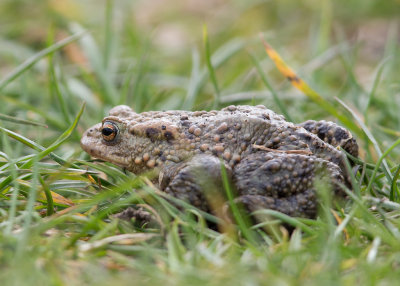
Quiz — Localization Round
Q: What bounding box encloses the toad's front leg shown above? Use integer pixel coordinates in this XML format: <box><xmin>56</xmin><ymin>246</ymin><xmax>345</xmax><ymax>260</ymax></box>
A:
<box><xmin>159</xmin><ymin>155</ymin><xmax>233</xmax><ymax>212</ymax></box>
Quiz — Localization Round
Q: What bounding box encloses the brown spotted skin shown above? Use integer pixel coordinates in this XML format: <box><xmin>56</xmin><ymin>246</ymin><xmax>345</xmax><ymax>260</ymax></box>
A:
<box><xmin>81</xmin><ymin>105</ymin><xmax>358</xmax><ymax>219</ymax></box>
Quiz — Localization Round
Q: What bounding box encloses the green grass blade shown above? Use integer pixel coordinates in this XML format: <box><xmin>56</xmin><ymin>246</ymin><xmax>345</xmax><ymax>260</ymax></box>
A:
<box><xmin>365</xmin><ymin>137</ymin><xmax>400</xmax><ymax>196</ymax></box>
<box><xmin>0</xmin><ymin>31</ymin><xmax>86</xmax><ymax>91</ymax></box>
<box><xmin>22</xmin><ymin>102</ymin><xmax>85</xmax><ymax>168</ymax></box>
<box><xmin>0</xmin><ymin>113</ymin><xmax>47</xmax><ymax>127</ymax></box>
<box><xmin>17</xmin><ymin>157</ymin><xmax>39</xmax><ymax>256</ymax></box>
<box><xmin>183</xmin><ymin>39</ymin><xmax>244</xmax><ymax>109</ymax></box>
<box><xmin>342</xmin><ymin>185</ymin><xmax>398</xmax><ymax>245</ymax></box>
<box><xmin>104</xmin><ymin>0</ymin><xmax>114</xmax><ymax>70</ymax></box>
<box><xmin>39</xmin><ymin>175</ymin><xmax>54</xmax><ymax>216</ymax></box>
<box><xmin>2</xmin><ymin>132</ymin><xmax>20</xmax><ymax>235</ymax></box>
<box><xmin>183</xmin><ymin>48</ymin><xmax>201</xmax><ymax>110</ymax></box>
<box><xmin>364</xmin><ymin>56</ymin><xmax>391</xmax><ymax>122</ymax></box>
<box><xmin>203</xmin><ymin>25</ymin><xmax>221</xmax><ymax>108</ymax></box>
<box><xmin>336</xmin><ymin>97</ymin><xmax>393</xmax><ymax>182</ymax></box>
<box><xmin>0</xmin><ymin>126</ymin><xmax>73</xmax><ymax>167</ymax></box>
<box><xmin>253</xmin><ymin>209</ymin><xmax>315</xmax><ymax>235</ymax></box>
<box><xmin>390</xmin><ymin>164</ymin><xmax>400</xmax><ymax>201</ymax></box>
<box><xmin>70</xmin><ymin>23</ymin><xmax>117</xmax><ymax>105</ymax></box>
<box><xmin>0</xmin><ymin>127</ymin><xmax>48</xmax><ymax>152</ymax></box>
<box><xmin>2</xmin><ymin>96</ymin><xmax>65</xmax><ymax>129</ymax></box>
<box><xmin>167</xmin><ymin>221</ymin><xmax>186</xmax><ymax>272</ymax></box>
<box><xmin>46</xmin><ymin>24</ymin><xmax>71</xmax><ymax>126</ymax></box>
<box><xmin>220</xmin><ymin>160</ymin><xmax>257</xmax><ymax>245</ymax></box>
<box><xmin>248</xmin><ymin>50</ymin><xmax>292</xmax><ymax>121</ymax></box>
<box><xmin>0</xmin><ymin>103</ymin><xmax>85</xmax><ymax>192</ymax></box>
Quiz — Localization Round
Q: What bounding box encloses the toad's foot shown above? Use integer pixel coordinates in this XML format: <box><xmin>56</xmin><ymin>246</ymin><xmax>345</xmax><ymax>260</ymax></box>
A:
<box><xmin>113</xmin><ymin>206</ymin><xmax>157</xmax><ymax>227</ymax></box>
<box><xmin>298</xmin><ymin>120</ymin><xmax>358</xmax><ymax>157</ymax></box>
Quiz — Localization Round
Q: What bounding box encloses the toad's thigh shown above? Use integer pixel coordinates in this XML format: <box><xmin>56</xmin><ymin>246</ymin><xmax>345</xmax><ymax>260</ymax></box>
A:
<box><xmin>233</xmin><ymin>152</ymin><xmax>344</xmax><ymax>198</ymax></box>
<box><xmin>235</xmin><ymin>191</ymin><xmax>317</xmax><ymax>218</ymax></box>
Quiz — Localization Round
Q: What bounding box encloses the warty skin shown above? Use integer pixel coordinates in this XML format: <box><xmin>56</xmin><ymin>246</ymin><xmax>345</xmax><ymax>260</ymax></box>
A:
<box><xmin>81</xmin><ymin>105</ymin><xmax>358</xmax><ymax>218</ymax></box>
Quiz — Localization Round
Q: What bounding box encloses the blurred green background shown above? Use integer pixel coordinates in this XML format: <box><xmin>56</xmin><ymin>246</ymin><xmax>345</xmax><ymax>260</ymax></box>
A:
<box><xmin>1</xmin><ymin>0</ymin><xmax>399</xmax><ymax>151</ymax></box>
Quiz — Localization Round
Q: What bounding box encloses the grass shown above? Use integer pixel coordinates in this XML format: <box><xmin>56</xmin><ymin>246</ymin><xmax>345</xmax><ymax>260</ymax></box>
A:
<box><xmin>1</xmin><ymin>0</ymin><xmax>400</xmax><ymax>285</ymax></box>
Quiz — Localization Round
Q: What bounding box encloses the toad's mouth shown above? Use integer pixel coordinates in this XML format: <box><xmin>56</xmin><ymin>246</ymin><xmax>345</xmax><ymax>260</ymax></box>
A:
<box><xmin>80</xmin><ymin>123</ymin><xmax>131</xmax><ymax>168</ymax></box>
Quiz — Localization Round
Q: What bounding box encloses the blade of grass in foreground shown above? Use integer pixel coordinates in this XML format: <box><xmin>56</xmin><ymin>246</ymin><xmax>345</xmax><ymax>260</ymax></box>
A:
<box><xmin>261</xmin><ymin>37</ymin><xmax>360</xmax><ymax>136</ymax></box>
<box><xmin>16</xmin><ymin>156</ymin><xmax>39</xmax><ymax>257</ymax></box>
<box><xmin>342</xmin><ymin>186</ymin><xmax>399</xmax><ymax>245</ymax></box>
<box><xmin>364</xmin><ymin>137</ymin><xmax>400</xmax><ymax>196</ymax></box>
<box><xmin>0</xmin><ymin>126</ymin><xmax>75</xmax><ymax>167</ymax></box>
<box><xmin>0</xmin><ymin>31</ymin><xmax>86</xmax><ymax>91</ymax></box>
<box><xmin>252</xmin><ymin>210</ymin><xmax>314</xmax><ymax>235</ymax></box>
<box><xmin>39</xmin><ymin>175</ymin><xmax>54</xmax><ymax>216</ymax></box>
<box><xmin>167</xmin><ymin>221</ymin><xmax>186</xmax><ymax>273</ymax></box>
<box><xmin>22</xmin><ymin>102</ymin><xmax>85</xmax><ymax>168</ymax></box>
<box><xmin>220</xmin><ymin>160</ymin><xmax>257</xmax><ymax>246</ymax></box>
<box><xmin>390</xmin><ymin>164</ymin><xmax>400</xmax><ymax>201</ymax></box>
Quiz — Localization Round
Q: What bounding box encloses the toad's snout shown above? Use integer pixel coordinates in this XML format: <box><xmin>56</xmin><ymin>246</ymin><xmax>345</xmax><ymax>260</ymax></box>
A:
<box><xmin>80</xmin><ymin>123</ymin><xmax>102</xmax><ymax>155</ymax></box>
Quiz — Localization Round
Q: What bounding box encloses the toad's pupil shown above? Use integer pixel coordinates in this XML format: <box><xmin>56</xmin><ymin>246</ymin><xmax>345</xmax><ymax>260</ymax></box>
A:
<box><xmin>102</xmin><ymin>127</ymin><xmax>114</xmax><ymax>136</ymax></box>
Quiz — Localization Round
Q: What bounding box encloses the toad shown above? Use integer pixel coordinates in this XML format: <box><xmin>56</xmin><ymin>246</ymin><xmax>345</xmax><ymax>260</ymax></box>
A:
<box><xmin>81</xmin><ymin>105</ymin><xmax>358</xmax><ymax>219</ymax></box>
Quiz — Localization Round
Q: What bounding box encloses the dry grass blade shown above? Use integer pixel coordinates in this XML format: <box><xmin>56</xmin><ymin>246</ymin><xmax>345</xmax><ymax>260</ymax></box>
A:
<box><xmin>253</xmin><ymin>144</ymin><xmax>312</xmax><ymax>155</ymax></box>
<box><xmin>79</xmin><ymin>233</ymin><xmax>158</xmax><ymax>252</ymax></box>
<box><xmin>261</xmin><ymin>36</ymin><xmax>360</xmax><ymax>135</ymax></box>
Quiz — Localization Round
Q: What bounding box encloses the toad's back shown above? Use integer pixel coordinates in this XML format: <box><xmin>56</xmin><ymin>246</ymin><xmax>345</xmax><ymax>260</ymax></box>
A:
<box><xmin>81</xmin><ymin>105</ymin><xmax>345</xmax><ymax>173</ymax></box>
<box><xmin>127</xmin><ymin>105</ymin><xmax>293</xmax><ymax>163</ymax></box>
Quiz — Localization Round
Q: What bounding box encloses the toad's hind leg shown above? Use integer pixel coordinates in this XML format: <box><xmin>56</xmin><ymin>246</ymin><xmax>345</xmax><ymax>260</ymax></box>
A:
<box><xmin>298</xmin><ymin>120</ymin><xmax>358</xmax><ymax>157</ymax></box>
<box><xmin>235</xmin><ymin>190</ymin><xmax>317</xmax><ymax>218</ymax></box>
<box><xmin>233</xmin><ymin>152</ymin><xmax>344</xmax><ymax>219</ymax></box>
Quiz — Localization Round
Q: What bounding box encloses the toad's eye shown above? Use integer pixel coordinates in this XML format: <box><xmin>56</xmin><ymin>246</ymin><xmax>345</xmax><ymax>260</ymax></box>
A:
<box><xmin>101</xmin><ymin>122</ymin><xmax>118</xmax><ymax>142</ymax></box>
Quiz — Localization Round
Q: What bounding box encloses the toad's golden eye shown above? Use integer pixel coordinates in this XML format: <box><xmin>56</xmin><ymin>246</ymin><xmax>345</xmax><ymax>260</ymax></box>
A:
<box><xmin>101</xmin><ymin>122</ymin><xmax>118</xmax><ymax>142</ymax></box>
